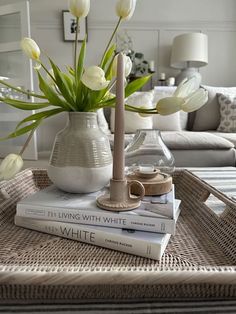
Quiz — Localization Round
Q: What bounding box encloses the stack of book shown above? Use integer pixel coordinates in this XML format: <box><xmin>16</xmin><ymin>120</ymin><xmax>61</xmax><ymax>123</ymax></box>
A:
<box><xmin>15</xmin><ymin>185</ymin><xmax>181</xmax><ymax>261</ymax></box>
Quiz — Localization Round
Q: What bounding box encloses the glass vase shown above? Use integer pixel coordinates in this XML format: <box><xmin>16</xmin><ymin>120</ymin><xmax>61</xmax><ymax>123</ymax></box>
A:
<box><xmin>125</xmin><ymin>129</ymin><xmax>175</xmax><ymax>174</ymax></box>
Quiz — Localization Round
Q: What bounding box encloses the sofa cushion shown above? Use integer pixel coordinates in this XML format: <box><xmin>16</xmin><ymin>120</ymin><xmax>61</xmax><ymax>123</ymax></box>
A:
<box><xmin>110</xmin><ymin>91</ymin><xmax>153</xmax><ymax>133</ymax></box>
<box><xmin>217</xmin><ymin>93</ymin><xmax>236</xmax><ymax>133</ymax></box>
<box><xmin>171</xmin><ymin>149</ymin><xmax>235</xmax><ymax>167</ymax></box>
<box><xmin>192</xmin><ymin>86</ymin><xmax>236</xmax><ymax>131</ymax></box>
<box><xmin>108</xmin><ymin>131</ymin><xmax>234</xmax><ymax>151</ymax></box>
<box><xmin>153</xmin><ymin>112</ymin><xmax>182</xmax><ymax>131</ymax></box>
<box><xmin>208</xmin><ymin>131</ymin><xmax>236</xmax><ymax>147</ymax></box>
<box><xmin>160</xmin><ymin>131</ymin><xmax>234</xmax><ymax>150</ymax></box>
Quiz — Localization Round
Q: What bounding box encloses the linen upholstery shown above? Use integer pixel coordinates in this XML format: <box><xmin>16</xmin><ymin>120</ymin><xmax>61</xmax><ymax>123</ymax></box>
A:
<box><xmin>209</xmin><ymin>131</ymin><xmax>236</xmax><ymax>147</ymax></box>
<box><xmin>161</xmin><ymin>131</ymin><xmax>234</xmax><ymax>150</ymax></box>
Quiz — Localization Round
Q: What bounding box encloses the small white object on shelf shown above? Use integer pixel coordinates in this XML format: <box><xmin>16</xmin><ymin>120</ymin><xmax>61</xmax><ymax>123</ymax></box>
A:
<box><xmin>160</xmin><ymin>73</ymin><xmax>166</xmax><ymax>80</ymax></box>
<box><xmin>149</xmin><ymin>60</ymin><xmax>155</xmax><ymax>72</ymax></box>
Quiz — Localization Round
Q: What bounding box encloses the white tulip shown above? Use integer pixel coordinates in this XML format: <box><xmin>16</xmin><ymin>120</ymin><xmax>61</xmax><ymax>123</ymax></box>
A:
<box><xmin>0</xmin><ymin>154</ymin><xmax>23</xmax><ymax>181</ymax></box>
<box><xmin>181</xmin><ymin>89</ymin><xmax>208</xmax><ymax>112</ymax></box>
<box><xmin>21</xmin><ymin>37</ymin><xmax>40</xmax><ymax>61</ymax></box>
<box><xmin>112</xmin><ymin>54</ymin><xmax>132</xmax><ymax>78</ymax></box>
<box><xmin>81</xmin><ymin>66</ymin><xmax>110</xmax><ymax>90</ymax></box>
<box><xmin>156</xmin><ymin>97</ymin><xmax>185</xmax><ymax>115</ymax></box>
<box><xmin>174</xmin><ymin>77</ymin><xmax>198</xmax><ymax>98</ymax></box>
<box><xmin>69</xmin><ymin>0</ymin><xmax>90</xmax><ymax>18</ymax></box>
<box><xmin>156</xmin><ymin>77</ymin><xmax>208</xmax><ymax>115</ymax></box>
<box><xmin>116</xmin><ymin>0</ymin><xmax>136</xmax><ymax>20</ymax></box>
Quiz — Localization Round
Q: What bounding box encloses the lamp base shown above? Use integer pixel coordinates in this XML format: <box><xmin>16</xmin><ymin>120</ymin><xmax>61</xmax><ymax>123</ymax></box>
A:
<box><xmin>175</xmin><ymin>67</ymin><xmax>201</xmax><ymax>87</ymax></box>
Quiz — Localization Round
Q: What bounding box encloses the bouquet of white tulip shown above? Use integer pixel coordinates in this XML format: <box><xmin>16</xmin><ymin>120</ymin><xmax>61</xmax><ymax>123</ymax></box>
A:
<box><xmin>0</xmin><ymin>0</ymin><xmax>208</xmax><ymax>181</ymax></box>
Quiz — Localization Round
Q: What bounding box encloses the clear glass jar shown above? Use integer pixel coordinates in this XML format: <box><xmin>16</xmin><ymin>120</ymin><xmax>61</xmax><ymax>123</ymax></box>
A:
<box><xmin>125</xmin><ymin>129</ymin><xmax>175</xmax><ymax>174</ymax></box>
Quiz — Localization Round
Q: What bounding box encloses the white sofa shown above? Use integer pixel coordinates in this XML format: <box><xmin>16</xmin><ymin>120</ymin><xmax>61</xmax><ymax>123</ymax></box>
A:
<box><xmin>103</xmin><ymin>85</ymin><xmax>236</xmax><ymax>167</ymax></box>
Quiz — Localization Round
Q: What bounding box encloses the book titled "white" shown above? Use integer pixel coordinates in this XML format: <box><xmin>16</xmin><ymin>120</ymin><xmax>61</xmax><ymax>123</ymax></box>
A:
<box><xmin>15</xmin><ymin>216</ymin><xmax>171</xmax><ymax>261</ymax></box>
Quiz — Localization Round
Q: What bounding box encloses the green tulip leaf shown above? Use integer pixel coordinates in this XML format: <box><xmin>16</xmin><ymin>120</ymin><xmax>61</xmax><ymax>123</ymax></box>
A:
<box><xmin>0</xmin><ymin>80</ymin><xmax>46</xmax><ymax>99</ymax></box>
<box><xmin>37</xmin><ymin>71</ymin><xmax>72</xmax><ymax>111</ymax></box>
<box><xmin>1</xmin><ymin>119</ymin><xmax>42</xmax><ymax>141</ymax></box>
<box><xmin>15</xmin><ymin>108</ymin><xmax>65</xmax><ymax>130</ymax></box>
<box><xmin>98</xmin><ymin>97</ymin><xmax>116</xmax><ymax>108</ymax></box>
<box><xmin>75</xmin><ymin>37</ymin><xmax>86</xmax><ymax>105</ymax></box>
<box><xmin>76</xmin><ymin>37</ymin><xmax>86</xmax><ymax>81</ymax></box>
<box><xmin>67</xmin><ymin>66</ymin><xmax>75</xmax><ymax>76</ymax></box>
<box><xmin>105</xmin><ymin>55</ymin><xmax>115</xmax><ymax>81</ymax></box>
<box><xmin>49</xmin><ymin>58</ymin><xmax>76</xmax><ymax>107</ymax></box>
<box><xmin>0</xmin><ymin>97</ymin><xmax>51</xmax><ymax>110</ymax></box>
<box><xmin>125</xmin><ymin>75</ymin><xmax>151</xmax><ymax>98</ymax></box>
<box><xmin>101</xmin><ymin>43</ymin><xmax>116</xmax><ymax>70</ymax></box>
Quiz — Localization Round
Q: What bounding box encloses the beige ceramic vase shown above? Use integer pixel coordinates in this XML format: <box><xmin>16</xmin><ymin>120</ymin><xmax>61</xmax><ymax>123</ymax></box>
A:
<box><xmin>47</xmin><ymin>112</ymin><xmax>113</xmax><ymax>193</ymax></box>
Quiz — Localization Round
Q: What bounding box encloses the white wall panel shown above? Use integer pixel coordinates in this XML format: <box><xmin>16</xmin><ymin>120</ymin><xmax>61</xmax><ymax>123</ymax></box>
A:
<box><xmin>201</xmin><ymin>30</ymin><xmax>236</xmax><ymax>86</ymax></box>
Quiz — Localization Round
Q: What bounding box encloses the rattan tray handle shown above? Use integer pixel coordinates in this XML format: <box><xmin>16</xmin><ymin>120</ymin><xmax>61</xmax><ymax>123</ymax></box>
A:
<box><xmin>186</xmin><ymin>170</ymin><xmax>235</xmax><ymax>219</ymax></box>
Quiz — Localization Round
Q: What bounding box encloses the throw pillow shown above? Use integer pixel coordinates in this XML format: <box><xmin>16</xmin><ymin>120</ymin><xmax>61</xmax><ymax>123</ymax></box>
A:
<box><xmin>110</xmin><ymin>91</ymin><xmax>153</xmax><ymax>133</ymax></box>
<box><xmin>217</xmin><ymin>93</ymin><xmax>236</xmax><ymax>133</ymax></box>
<box><xmin>153</xmin><ymin>112</ymin><xmax>182</xmax><ymax>131</ymax></box>
<box><xmin>192</xmin><ymin>85</ymin><xmax>236</xmax><ymax>131</ymax></box>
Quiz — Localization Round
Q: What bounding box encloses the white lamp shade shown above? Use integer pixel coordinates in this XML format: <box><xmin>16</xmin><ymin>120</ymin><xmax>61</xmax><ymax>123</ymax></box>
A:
<box><xmin>171</xmin><ymin>33</ymin><xmax>208</xmax><ymax>69</ymax></box>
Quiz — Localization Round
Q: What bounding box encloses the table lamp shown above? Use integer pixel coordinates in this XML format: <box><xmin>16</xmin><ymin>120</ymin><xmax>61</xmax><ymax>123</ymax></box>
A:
<box><xmin>170</xmin><ymin>33</ymin><xmax>208</xmax><ymax>87</ymax></box>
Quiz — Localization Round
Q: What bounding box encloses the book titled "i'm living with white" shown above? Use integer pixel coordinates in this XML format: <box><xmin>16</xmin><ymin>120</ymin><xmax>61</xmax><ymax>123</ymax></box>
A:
<box><xmin>16</xmin><ymin>185</ymin><xmax>181</xmax><ymax>235</ymax></box>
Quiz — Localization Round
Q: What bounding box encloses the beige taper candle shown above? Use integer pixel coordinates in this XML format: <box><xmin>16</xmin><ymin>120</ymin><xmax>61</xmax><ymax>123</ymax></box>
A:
<box><xmin>96</xmin><ymin>53</ymin><xmax>145</xmax><ymax>211</ymax></box>
<box><xmin>113</xmin><ymin>53</ymin><xmax>125</xmax><ymax>180</ymax></box>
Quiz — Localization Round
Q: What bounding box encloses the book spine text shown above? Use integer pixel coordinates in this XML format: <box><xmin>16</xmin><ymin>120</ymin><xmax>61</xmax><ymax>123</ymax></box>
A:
<box><xmin>16</xmin><ymin>205</ymin><xmax>175</xmax><ymax>234</ymax></box>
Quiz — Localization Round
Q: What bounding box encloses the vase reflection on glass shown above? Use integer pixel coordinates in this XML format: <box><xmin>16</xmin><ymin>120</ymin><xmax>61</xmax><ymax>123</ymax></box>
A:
<box><xmin>125</xmin><ymin>129</ymin><xmax>175</xmax><ymax>175</ymax></box>
<box><xmin>47</xmin><ymin>112</ymin><xmax>113</xmax><ymax>193</ymax></box>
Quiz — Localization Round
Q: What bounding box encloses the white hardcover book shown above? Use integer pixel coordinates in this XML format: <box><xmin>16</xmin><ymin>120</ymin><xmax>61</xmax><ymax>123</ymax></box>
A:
<box><xmin>16</xmin><ymin>185</ymin><xmax>181</xmax><ymax>235</ymax></box>
<box><xmin>15</xmin><ymin>216</ymin><xmax>171</xmax><ymax>261</ymax></box>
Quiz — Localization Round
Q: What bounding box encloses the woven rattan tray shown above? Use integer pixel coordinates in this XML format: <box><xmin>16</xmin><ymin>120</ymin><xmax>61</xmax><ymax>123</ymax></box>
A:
<box><xmin>0</xmin><ymin>168</ymin><xmax>235</xmax><ymax>302</ymax></box>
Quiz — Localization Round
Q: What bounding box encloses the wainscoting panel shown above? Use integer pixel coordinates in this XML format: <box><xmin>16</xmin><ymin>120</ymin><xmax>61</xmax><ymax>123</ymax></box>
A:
<box><xmin>201</xmin><ymin>29</ymin><xmax>236</xmax><ymax>86</ymax></box>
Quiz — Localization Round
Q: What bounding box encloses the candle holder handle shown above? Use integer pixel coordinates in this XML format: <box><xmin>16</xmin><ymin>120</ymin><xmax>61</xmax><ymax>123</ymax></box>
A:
<box><xmin>96</xmin><ymin>179</ymin><xmax>145</xmax><ymax>212</ymax></box>
<box><xmin>127</xmin><ymin>180</ymin><xmax>145</xmax><ymax>201</ymax></box>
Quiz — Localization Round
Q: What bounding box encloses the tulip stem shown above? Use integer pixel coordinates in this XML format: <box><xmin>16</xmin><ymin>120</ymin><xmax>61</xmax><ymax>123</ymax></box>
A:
<box><xmin>100</xmin><ymin>17</ymin><xmax>122</xmax><ymax>67</ymax></box>
<box><xmin>19</xmin><ymin>128</ymin><xmax>36</xmax><ymax>156</ymax></box>
<box><xmin>74</xmin><ymin>17</ymin><xmax>80</xmax><ymax>76</ymax></box>
<box><xmin>40</xmin><ymin>62</ymin><xmax>57</xmax><ymax>84</ymax></box>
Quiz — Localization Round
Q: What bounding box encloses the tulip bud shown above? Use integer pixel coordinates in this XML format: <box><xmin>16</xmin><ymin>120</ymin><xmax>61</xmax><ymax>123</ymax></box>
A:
<box><xmin>0</xmin><ymin>154</ymin><xmax>23</xmax><ymax>181</ymax></box>
<box><xmin>69</xmin><ymin>0</ymin><xmax>90</xmax><ymax>18</ymax></box>
<box><xmin>181</xmin><ymin>89</ymin><xmax>208</xmax><ymax>112</ymax></box>
<box><xmin>116</xmin><ymin>0</ymin><xmax>136</xmax><ymax>20</ymax></box>
<box><xmin>112</xmin><ymin>54</ymin><xmax>132</xmax><ymax>78</ymax></box>
<box><xmin>156</xmin><ymin>97</ymin><xmax>184</xmax><ymax>115</ymax></box>
<box><xmin>174</xmin><ymin>77</ymin><xmax>198</xmax><ymax>98</ymax></box>
<box><xmin>21</xmin><ymin>37</ymin><xmax>40</xmax><ymax>61</ymax></box>
<box><xmin>81</xmin><ymin>66</ymin><xmax>110</xmax><ymax>90</ymax></box>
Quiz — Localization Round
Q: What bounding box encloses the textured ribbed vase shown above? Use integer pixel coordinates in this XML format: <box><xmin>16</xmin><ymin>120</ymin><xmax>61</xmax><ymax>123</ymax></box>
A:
<box><xmin>47</xmin><ymin>112</ymin><xmax>113</xmax><ymax>193</ymax></box>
